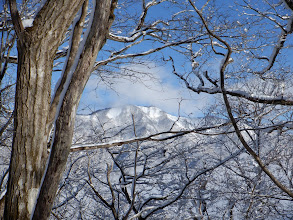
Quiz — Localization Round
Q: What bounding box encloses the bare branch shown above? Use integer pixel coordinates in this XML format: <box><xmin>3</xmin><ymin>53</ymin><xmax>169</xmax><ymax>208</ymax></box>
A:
<box><xmin>70</xmin><ymin>122</ymin><xmax>230</xmax><ymax>152</ymax></box>
<box><xmin>8</xmin><ymin>0</ymin><xmax>24</xmax><ymax>40</ymax></box>
<box><xmin>0</xmin><ymin>111</ymin><xmax>14</xmax><ymax>138</ymax></box>
<box><xmin>171</xmin><ymin>59</ymin><xmax>293</xmax><ymax>106</ymax></box>
<box><xmin>143</xmin><ymin>147</ymin><xmax>245</xmax><ymax>218</ymax></box>
<box><xmin>243</xmin><ymin>0</ymin><xmax>287</xmax><ymax>32</ymax></box>
<box><xmin>254</xmin><ymin>31</ymin><xmax>289</xmax><ymax>75</ymax></box>
<box><xmin>48</xmin><ymin>0</ymin><xmax>89</xmax><ymax>129</ymax></box>
<box><xmin>136</xmin><ymin>0</ymin><xmax>166</xmax><ymax>31</ymax></box>
<box><xmin>94</xmin><ymin>36</ymin><xmax>205</xmax><ymax>70</ymax></box>
<box><xmin>188</xmin><ymin>0</ymin><xmax>293</xmax><ymax>199</ymax></box>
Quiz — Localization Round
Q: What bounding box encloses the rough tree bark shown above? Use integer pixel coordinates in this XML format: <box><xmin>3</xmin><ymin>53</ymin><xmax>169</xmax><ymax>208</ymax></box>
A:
<box><xmin>32</xmin><ymin>0</ymin><xmax>116</xmax><ymax>218</ymax></box>
<box><xmin>4</xmin><ymin>0</ymin><xmax>116</xmax><ymax>219</ymax></box>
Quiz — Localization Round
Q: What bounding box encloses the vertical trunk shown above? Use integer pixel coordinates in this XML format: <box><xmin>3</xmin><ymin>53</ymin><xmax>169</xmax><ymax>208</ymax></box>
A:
<box><xmin>5</xmin><ymin>0</ymin><xmax>116</xmax><ymax>218</ymax></box>
<box><xmin>32</xmin><ymin>0</ymin><xmax>117</xmax><ymax>218</ymax></box>
<box><xmin>4</xmin><ymin>36</ymin><xmax>52</xmax><ymax>219</ymax></box>
<box><xmin>4</xmin><ymin>0</ymin><xmax>84</xmax><ymax>219</ymax></box>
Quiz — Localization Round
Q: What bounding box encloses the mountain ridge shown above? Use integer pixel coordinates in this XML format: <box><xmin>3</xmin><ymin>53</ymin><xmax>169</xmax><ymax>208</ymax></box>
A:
<box><xmin>74</xmin><ymin>105</ymin><xmax>200</xmax><ymax>143</ymax></box>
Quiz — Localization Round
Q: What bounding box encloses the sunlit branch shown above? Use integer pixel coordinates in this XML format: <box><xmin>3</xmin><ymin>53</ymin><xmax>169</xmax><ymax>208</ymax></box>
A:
<box><xmin>110</xmin><ymin>38</ymin><xmax>144</xmax><ymax>57</ymax></box>
<box><xmin>70</xmin><ymin>118</ymin><xmax>293</xmax><ymax>153</ymax></box>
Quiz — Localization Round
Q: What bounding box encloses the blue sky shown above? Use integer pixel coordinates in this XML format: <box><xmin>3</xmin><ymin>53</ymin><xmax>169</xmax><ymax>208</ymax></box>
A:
<box><xmin>2</xmin><ymin>0</ymin><xmax>293</xmax><ymax>118</ymax></box>
<box><xmin>77</xmin><ymin>0</ymin><xmax>293</xmax><ymax>117</ymax></box>
<box><xmin>76</xmin><ymin>0</ymin><xmax>220</xmax><ymax>117</ymax></box>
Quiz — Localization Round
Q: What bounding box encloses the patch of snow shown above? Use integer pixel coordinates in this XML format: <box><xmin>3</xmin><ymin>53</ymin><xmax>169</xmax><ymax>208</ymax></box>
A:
<box><xmin>139</xmin><ymin>106</ymin><xmax>162</xmax><ymax>119</ymax></box>
<box><xmin>18</xmin><ymin>179</ymin><xmax>24</xmax><ymax>190</ymax></box>
<box><xmin>192</xmin><ymin>60</ymin><xmax>199</xmax><ymax>68</ymax></box>
<box><xmin>22</xmin><ymin>19</ymin><xmax>34</xmax><ymax>28</ymax></box>
<box><xmin>167</xmin><ymin>114</ymin><xmax>178</xmax><ymax>121</ymax></box>
<box><xmin>57</xmin><ymin>45</ymin><xmax>70</xmax><ymax>53</ymax></box>
<box><xmin>212</xmin><ymin>41</ymin><xmax>222</xmax><ymax>47</ymax></box>
<box><xmin>287</xmin><ymin>15</ymin><xmax>293</xmax><ymax>33</ymax></box>
<box><xmin>0</xmin><ymin>189</ymin><xmax>6</xmax><ymax>200</ymax></box>
<box><xmin>37</xmin><ymin>68</ymin><xmax>44</xmax><ymax>78</ymax></box>
<box><xmin>107</xmin><ymin>107</ymin><xmax>122</xmax><ymax>119</ymax></box>
<box><xmin>19</xmin><ymin>202</ymin><xmax>26</xmax><ymax>213</ymax></box>
<box><xmin>228</xmin><ymin>57</ymin><xmax>234</xmax><ymax>63</ymax></box>
<box><xmin>28</xmin><ymin>188</ymin><xmax>39</xmax><ymax>215</ymax></box>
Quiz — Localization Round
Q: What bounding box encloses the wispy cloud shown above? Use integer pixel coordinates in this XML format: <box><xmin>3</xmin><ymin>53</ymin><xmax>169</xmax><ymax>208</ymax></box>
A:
<box><xmin>79</xmin><ymin>63</ymin><xmax>211</xmax><ymax>117</ymax></box>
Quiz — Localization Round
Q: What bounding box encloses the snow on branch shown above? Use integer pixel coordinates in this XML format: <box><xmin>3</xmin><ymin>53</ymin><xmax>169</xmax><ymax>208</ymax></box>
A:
<box><xmin>108</xmin><ymin>32</ymin><xmax>144</xmax><ymax>43</ymax></box>
<box><xmin>108</xmin><ymin>0</ymin><xmax>167</xmax><ymax>43</ymax></box>
<box><xmin>170</xmin><ymin>57</ymin><xmax>293</xmax><ymax>106</ymax></box>
<box><xmin>48</xmin><ymin>0</ymin><xmax>89</xmax><ymax>130</ymax></box>
<box><xmin>135</xmin><ymin>0</ymin><xmax>166</xmax><ymax>31</ymax></box>
<box><xmin>70</xmin><ymin>122</ymin><xmax>230</xmax><ymax>152</ymax></box>
<box><xmin>70</xmin><ymin>120</ymin><xmax>293</xmax><ymax>152</ymax></box>
<box><xmin>108</xmin><ymin>19</ymin><xmax>168</xmax><ymax>43</ymax></box>
<box><xmin>21</xmin><ymin>18</ymin><xmax>34</xmax><ymax>28</ymax></box>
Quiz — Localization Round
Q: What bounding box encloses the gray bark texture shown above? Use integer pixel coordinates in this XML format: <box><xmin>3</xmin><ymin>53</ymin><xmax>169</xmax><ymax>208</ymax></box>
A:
<box><xmin>4</xmin><ymin>0</ymin><xmax>116</xmax><ymax>219</ymax></box>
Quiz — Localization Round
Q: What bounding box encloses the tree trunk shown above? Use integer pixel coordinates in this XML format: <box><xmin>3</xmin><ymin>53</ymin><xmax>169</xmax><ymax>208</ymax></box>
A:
<box><xmin>5</xmin><ymin>0</ymin><xmax>116</xmax><ymax>219</ymax></box>
<box><xmin>4</xmin><ymin>0</ymin><xmax>84</xmax><ymax>219</ymax></box>
<box><xmin>32</xmin><ymin>0</ymin><xmax>116</xmax><ymax>218</ymax></box>
<box><xmin>4</xmin><ymin>35</ymin><xmax>53</xmax><ymax>219</ymax></box>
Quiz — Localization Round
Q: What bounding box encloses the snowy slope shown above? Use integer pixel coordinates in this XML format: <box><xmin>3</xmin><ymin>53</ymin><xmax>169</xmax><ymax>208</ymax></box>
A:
<box><xmin>74</xmin><ymin>105</ymin><xmax>199</xmax><ymax>145</ymax></box>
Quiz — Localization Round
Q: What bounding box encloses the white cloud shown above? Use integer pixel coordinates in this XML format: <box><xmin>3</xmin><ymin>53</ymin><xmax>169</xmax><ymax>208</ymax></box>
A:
<box><xmin>79</xmin><ymin>63</ymin><xmax>211</xmax><ymax>117</ymax></box>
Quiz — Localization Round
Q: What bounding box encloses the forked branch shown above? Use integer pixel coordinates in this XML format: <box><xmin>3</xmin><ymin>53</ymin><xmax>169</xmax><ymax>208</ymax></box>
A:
<box><xmin>189</xmin><ymin>0</ymin><xmax>293</xmax><ymax>199</ymax></box>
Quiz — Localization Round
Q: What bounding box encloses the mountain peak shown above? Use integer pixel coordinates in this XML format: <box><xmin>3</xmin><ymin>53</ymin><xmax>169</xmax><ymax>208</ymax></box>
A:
<box><xmin>74</xmin><ymin>105</ymin><xmax>197</xmax><ymax>144</ymax></box>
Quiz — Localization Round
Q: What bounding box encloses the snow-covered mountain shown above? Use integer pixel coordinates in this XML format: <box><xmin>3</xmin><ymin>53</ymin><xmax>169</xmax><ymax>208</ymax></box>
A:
<box><xmin>1</xmin><ymin>105</ymin><xmax>290</xmax><ymax>219</ymax></box>
<box><xmin>74</xmin><ymin>105</ymin><xmax>200</xmax><ymax>145</ymax></box>
<box><xmin>51</xmin><ymin>105</ymin><xmax>292</xmax><ymax>220</ymax></box>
